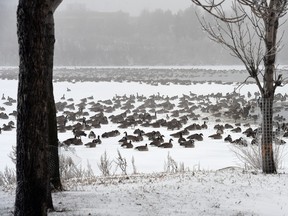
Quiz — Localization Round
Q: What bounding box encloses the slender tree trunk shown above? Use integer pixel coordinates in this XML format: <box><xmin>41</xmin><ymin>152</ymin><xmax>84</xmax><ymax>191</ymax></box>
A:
<box><xmin>260</xmin><ymin>97</ymin><xmax>276</xmax><ymax>173</ymax></box>
<box><xmin>260</xmin><ymin>2</ymin><xmax>279</xmax><ymax>174</ymax></box>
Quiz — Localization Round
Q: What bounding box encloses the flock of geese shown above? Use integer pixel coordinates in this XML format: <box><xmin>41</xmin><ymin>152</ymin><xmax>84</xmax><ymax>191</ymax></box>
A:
<box><xmin>52</xmin><ymin>85</ymin><xmax>288</xmax><ymax>152</ymax></box>
<box><xmin>1</xmin><ymin>68</ymin><xmax>288</xmax><ymax>153</ymax></box>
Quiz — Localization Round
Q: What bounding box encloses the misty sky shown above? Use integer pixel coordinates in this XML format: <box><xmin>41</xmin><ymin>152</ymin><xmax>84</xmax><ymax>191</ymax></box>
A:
<box><xmin>61</xmin><ymin>0</ymin><xmax>192</xmax><ymax>15</ymax></box>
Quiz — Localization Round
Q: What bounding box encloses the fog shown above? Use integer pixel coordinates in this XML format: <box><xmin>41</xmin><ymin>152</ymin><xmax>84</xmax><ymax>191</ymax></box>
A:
<box><xmin>60</xmin><ymin>0</ymin><xmax>191</xmax><ymax>16</ymax></box>
<box><xmin>1</xmin><ymin>1</ymin><xmax>288</xmax><ymax>66</ymax></box>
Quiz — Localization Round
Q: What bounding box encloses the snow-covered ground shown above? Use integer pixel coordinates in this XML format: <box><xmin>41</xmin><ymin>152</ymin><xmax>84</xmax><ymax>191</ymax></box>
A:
<box><xmin>1</xmin><ymin>69</ymin><xmax>288</xmax><ymax>215</ymax></box>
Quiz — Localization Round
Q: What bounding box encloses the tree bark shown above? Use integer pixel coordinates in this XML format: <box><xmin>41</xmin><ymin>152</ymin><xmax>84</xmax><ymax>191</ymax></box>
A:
<box><xmin>46</xmin><ymin>3</ymin><xmax>63</xmax><ymax>192</ymax></box>
<box><xmin>15</xmin><ymin>1</ymin><xmax>50</xmax><ymax>214</ymax></box>
<box><xmin>260</xmin><ymin>1</ymin><xmax>279</xmax><ymax>174</ymax></box>
<box><xmin>260</xmin><ymin>97</ymin><xmax>276</xmax><ymax>173</ymax></box>
<box><xmin>15</xmin><ymin>0</ymin><xmax>62</xmax><ymax>215</ymax></box>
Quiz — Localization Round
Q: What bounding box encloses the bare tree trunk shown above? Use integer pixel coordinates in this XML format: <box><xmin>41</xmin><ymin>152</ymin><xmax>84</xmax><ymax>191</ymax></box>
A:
<box><xmin>15</xmin><ymin>0</ymin><xmax>62</xmax><ymax>215</ymax></box>
<box><xmin>260</xmin><ymin>97</ymin><xmax>276</xmax><ymax>173</ymax></box>
<box><xmin>15</xmin><ymin>1</ymin><xmax>50</xmax><ymax>214</ymax></box>
<box><xmin>46</xmin><ymin>4</ymin><xmax>63</xmax><ymax>192</ymax></box>
<box><xmin>260</xmin><ymin>6</ymin><xmax>279</xmax><ymax>173</ymax></box>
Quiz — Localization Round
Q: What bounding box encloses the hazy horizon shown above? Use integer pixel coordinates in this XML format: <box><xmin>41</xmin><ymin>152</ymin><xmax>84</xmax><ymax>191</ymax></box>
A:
<box><xmin>60</xmin><ymin>0</ymin><xmax>192</xmax><ymax>15</ymax></box>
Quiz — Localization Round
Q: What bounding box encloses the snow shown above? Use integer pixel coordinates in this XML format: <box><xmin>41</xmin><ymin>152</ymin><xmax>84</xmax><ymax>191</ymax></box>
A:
<box><xmin>1</xmin><ymin>169</ymin><xmax>288</xmax><ymax>215</ymax></box>
<box><xmin>1</xmin><ymin>69</ymin><xmax>288</xmax><ymax>215</ymax></box>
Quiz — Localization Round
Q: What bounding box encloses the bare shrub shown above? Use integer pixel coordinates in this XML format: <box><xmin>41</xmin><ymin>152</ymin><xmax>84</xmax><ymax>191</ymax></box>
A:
<box><xmin>98</xmin><ymin>151</ymin><xmax>113</xmax><ymax>176</ymax></box>
<box><xmin>0</xmin><ymin>166</ymin><xmax>16</xmax><ymax>187</ymax></box>
<box><xmin>59</xmin><ymin>154</ymin><xmax>79</xmax><ymax>180</ymax></box>
<box><xmin>164</xmin><ymin>152</ymin><xmax>185</xmax><ymax>173</ymax></box>
<box><xmin>114</xmin><ymin>150</ymin><xmax>128</xmax><ymax>175</ymax></box>
<box><xmin>230</xmin><ymin>140</ymin><xmax>287</xmax><ymax>171</ymax></box>
<box><xmin>8</xmin><ymin>146</ymin><xmax>16</xmax><ymax>164</ymax></box>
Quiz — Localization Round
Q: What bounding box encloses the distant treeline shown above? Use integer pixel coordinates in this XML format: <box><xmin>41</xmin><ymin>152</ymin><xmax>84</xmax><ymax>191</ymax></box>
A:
<box><xmin>1</xmin><ymin>5</ymin><xmax>288</xmax><ymax>66</ymax></box>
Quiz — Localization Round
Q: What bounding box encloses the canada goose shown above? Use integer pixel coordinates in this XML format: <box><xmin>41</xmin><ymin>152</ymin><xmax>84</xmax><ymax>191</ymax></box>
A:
<box><xmin>187</xmin><ymin>133</ymin><xmax>203</xmax><ymax>141</ymax></box>
<box><xmin>121</xmin><ymin>140</ymin><xmax>133</xmax><ymax>148</ymax></box>
<box><xmin>224</xmin><ymin>135</ymin><xmax>232</xmax><ymax>143</ymax></box>
<box><xmin>133</xmin><ymin>128</ymin><xmax>145</xmax><ymax>135</ymax></box>
<box><xmin>201</xmin><ymin>121</ymin><xmax>208</xmax><ymax>129</ymax></box>
<box><xmin>243</xmin><ymin>128</ymin><xmax>256</xmax><ymax>138</ymax></box>
<box><xmin>180</xmin><ymin>139</ymin><xmax>195</xmax><ymax>148</ymax></box>
<box><xmin>143</xmin><ymin>131</ymin><xmax>160</xmax><ymax>140</ymax></box>
<box><xmin>149</xmin><ymin>135</ymin><xmax>164</xmax><ymax>147</ymax></box>
<box><xmin>72</xmin><ymin>128</ymin><xmax>87</xmax><ymax>139</ymax></box>
<box><xmin>158</xmin><ymin>138</ymin><xmax>173</xmax><ymax>148</ymax></box>
<box><xmin>208</xmin><ymin>133</ymin><xmax>222</xmax><ymax>139</ymax></box>
<box><xmin>102</xmin><ymin>130</ymin><xmax>120</xmax><ymax>138</ymax></box>
<box><xmin>232</xmin><ymin>137</ymin><xmax>247</xmax><ymax>146</ymax></box>
<box><xmin>63</xmin><ymin>137</ymin><xmax>83</xmax><ymax>146</ymax></box>
<box><xmin>135</xmin><ymin>144</ymin><xmax>148</xmax><ymax>151</ymax></box>
<box><xmin>231</xmin><ymin>127</ymin><xmax>242</xmax><ymax>133</ymax></box>
<box><xmin>84</xmin><ymin>140</ymin><xmax>97</xmax><ymax>148</ymax></box>
<box><xmin>93</xmin><ymin>135</ymin><xmax>102</xmax><ymax>144</ymax></box>
<box><xmin>1</xmin><ymin>94</ymin><xmax>5</xmax><ymax>100</ymax></box>
<box><xmin>224</xmin><ymin>123</ymin><xmax>234</xmax><ymax>129</ymax></box>
<box><xmin>61</xmin><ymin>94</ymin><xmax>65</xmax><ymax>100</ymax></box>
<box><xmin>124</xmin><ymin>131</ymin><xmax>143</xmax><ymax>142</ymax></box>
<box><xmin>118</xmin><ymin>136</ymin><xmax>128</xmax><ymax>144</ymax></box>
<box><xmin>2</xmin><ymin>124</ymin><xmax>14</xmax><ymax>131</ymax></box>
<box><xmin>170</xmin><ymin>128</ymin><xmax>189</xmax><ymax>138</ymax></box>
<box><xmin>177</xmin><ymin>132</ymin><xmax>186</xmax><ymax>144</ymax></box>
<box><xmin>88</xmin><ymin>131</ymin><xmax>96</xmax><ymax>139</ymax></box>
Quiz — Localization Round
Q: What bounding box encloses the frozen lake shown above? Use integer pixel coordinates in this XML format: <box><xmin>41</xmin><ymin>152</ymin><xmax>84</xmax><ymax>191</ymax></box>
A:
<box><xmin>1</xmin><ymin>68</ymin><xmax>288</xmax><ymax>175</ymax></box>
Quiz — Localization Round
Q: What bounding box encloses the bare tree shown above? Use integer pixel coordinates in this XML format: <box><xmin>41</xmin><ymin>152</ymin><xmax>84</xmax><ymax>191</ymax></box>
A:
<box><xmin>15</xmin><ymin>0</ymin><xmax>62</xmax><ymax>215</ymax></box>
<box><xmin>191</xmin><ymin>0</ymin><xmax>288</xmax><ymax>173</ymax></box>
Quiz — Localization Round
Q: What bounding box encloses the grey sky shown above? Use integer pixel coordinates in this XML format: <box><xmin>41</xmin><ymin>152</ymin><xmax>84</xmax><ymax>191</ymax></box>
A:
<box><xmin>61</xmin><ymin>0</ymin><xmax>192</xmax><ymax>15</ymax></box>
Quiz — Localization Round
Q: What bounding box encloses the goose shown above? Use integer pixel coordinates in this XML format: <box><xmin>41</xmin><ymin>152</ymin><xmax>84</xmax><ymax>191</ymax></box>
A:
<box><xmin>61</xmin><ymin>94</ymin><xmax>65</xmax><ymax>100</ymax></box>
<box><xmin>102</xmin><ymin>130</ymin><xmax>120</xmax><ymax>138</ymax></box>
<box><xmin>187</xmin><ymin>133</ymin><xmax>203</xmax><ymax>141</ymax></box>
<box><xmin>62</xmin><ymin>137</ymin><xmax>83</xmax><ymax>146</ymax></box>
<box><xmin>224</xmin><ymin>123</ymin><xmax>234</xmax><ymax>129</ymax></box>
<box><xmin>170</xmin><ymin>128</ymin><xmax>189</xmax><ymax>138</ymax></box>
<box><xmin>224</xmin><ymin>135</ymin><xmax>232</xmax><ymax>143</ymax></box>
<box><xmin>124</xmin><ymin>131</ymin><xmax>143</xmax><ymax>142</ymax></box>
<box><xmin>180</xmin><ymin>139</ymin><xmax>195</xmax><ymax>148</ymax></box>
<box><xmin>2</xmin><ymin>124</ymin><xmax>14</xmax><ymax>131</ymax></box>
<box><xmin>118</xmin><ymin>136</ymin><xmax>128</xmax><ymax>144</ymax></box>
<box><xmin>84</xmin><ymin>140</ymin><xmax>97</xmax><ymax>148</ymax></box>
<box><xmin>232</xmin><ymin>137</ymin><xmax>247</xmax><ymax>146</ymax></box>
<box><xmin>149</xmin><ymin>135</ymin><xmax>164</xmax><ymax>147</ymax></box>
<box><xmin>201</xmin><ymin>121</ymin><xmax>208</xmax><ymax>129</ymax></box>
<box><xmin>135</xmin><ymin>144</ymin><xmax>148</xmax><ymax>151</ymax></box>
<box><xmin>231</xmin><ymin>127</ymin><xmax>242</xmax><ymax>133</ymax></box>
<box><xmin>1</xmin><ymin>94</ymin><xmax>5</xmax><ymax>100</ymax></box>
<box><xmin>208</xmin><ymin>133</ymin><xmax>222</xmax><ymax>139</ymax></box>
<box><xmin>93</xmin><ymin>135</ymin><xmax>102</xmax><ymax>144</ymax></box>
<box><xmin>88</xmin><ymin>131</ymin><xmax>96</xmax><ymax>139</ymax></box>
<box><xmin>121</xmin><ymin>140</ymin><xmax>133</xmax><ymax>148</ymax></box>
<box><xmin>133</xmin><ymin>128</ymin><xmax>145</xmax><ymax>135</ymax></box>
<box><xmin>72</xmin><ymin>128</ymin><xmax>87</xmax><ymax>139</ymax></box>
<box><xmin>158</xmin><ymin>138</ymin><xmax>173</xmax><ymax>148</ymax></box>
<box><xmin>177</xmin><ymin>132</ymin><xmax>186</xmax><ymax>144</ymax></box>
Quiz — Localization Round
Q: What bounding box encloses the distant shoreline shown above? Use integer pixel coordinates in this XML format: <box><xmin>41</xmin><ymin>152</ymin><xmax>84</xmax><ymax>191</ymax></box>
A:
<box><xmin>0</xmin><ymin>66</ymin><xmax>287</xmax><ymax>84</ymax></box>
